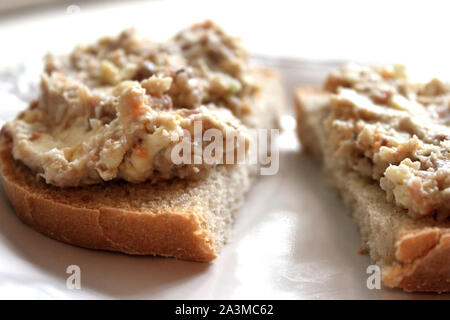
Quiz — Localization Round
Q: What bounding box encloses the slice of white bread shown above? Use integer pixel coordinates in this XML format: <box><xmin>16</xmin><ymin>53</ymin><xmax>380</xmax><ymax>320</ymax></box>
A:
<box><xmin>0</xmin><ymin>68</ymin><xmax>284</xmax><ymax>262</ymax></box>
<box><xmin>295</xmin><ymin>87</ymin><xmax>450</xmax><ymax>292</ymax></box>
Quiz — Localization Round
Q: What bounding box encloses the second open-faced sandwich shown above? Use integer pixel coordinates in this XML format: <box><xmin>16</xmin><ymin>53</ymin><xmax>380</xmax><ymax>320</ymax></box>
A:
<box><xmin>295</xmin><ymin>64</ymin><xmax>450</xmax><ymax>292</ymax></box>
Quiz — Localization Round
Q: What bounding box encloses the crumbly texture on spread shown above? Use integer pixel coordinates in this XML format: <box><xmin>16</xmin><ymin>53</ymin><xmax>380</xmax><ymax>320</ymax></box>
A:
<box><xmin>324</xmin><ymin>64</ymin><xmax>450</xmax><ymax>219</ymax></box>
<box><xmin>1</xmin><ymin>21</ymin><xmax>259</xmax><ymax>187</ymax></box>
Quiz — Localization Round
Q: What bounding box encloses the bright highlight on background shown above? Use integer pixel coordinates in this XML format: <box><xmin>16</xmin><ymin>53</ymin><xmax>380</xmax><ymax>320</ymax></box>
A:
<box><xmin>0</xmin><ymin>0</ymin><xmax>449</xmax><ymax>80</ymax></box>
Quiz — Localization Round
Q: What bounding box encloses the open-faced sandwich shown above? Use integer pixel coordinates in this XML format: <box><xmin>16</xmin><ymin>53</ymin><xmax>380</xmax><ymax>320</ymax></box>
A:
<box><xmin>0</xmin><ymin>21</ymin><xmax>284</xmax><ymax>261</ymax></box>
<box><xmin>295</xmin><ymin>64</ymin><xmax>450</xmax><ymax>292</ymax></box>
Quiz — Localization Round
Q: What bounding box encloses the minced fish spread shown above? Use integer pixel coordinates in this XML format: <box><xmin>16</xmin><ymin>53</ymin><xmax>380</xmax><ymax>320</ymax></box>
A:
<box><xmin>325</xmin><ymin>64</ymin><xmax>449</xmax><ymax>218</ymax></box>
<box><xmin>1</xmin><ymin>21</ymin><xmax>259</xmax><ymax>187</ymax></box>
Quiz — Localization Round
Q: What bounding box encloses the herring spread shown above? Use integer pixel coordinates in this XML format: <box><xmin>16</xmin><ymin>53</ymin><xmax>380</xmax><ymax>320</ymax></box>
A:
<box><xmin>2</xmin><ymin>21</ymin><xmax>258</xmax><ymax>187</ymax></box>
<box><xmin>325</xmin><ymin>64</ymin><xmax>450</xmax><ymax>218</ymax></box>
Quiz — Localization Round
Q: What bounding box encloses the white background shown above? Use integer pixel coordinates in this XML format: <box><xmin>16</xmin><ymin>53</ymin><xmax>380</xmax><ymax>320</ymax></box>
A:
<box><xmin>1</xmin><ymin>0</ymin><xmax>450</xmax><ymax>74</ymax></box>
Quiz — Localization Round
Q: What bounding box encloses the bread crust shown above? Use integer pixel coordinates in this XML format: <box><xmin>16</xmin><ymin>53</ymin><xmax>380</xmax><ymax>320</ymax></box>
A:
<box><xmin>295</xmin><ymin>87</ymin><xmax>450</xmax><ymax>293</ymax></box>
<box><xmin>385</xmin><ymin>228</ymin><xmax>450</xmax><ymax>292</ymax></box>
<box><xmin>0</xmin><ymin>144</ymin><xmax>219</xmax><ymax>261</ymax></box>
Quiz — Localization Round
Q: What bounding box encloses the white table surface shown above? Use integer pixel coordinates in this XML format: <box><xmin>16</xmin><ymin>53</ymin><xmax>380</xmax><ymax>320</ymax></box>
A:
<box><xmin>0</xmin><ymin>0</ymin><xmax>449</xmax><ymax>299</ymax></box>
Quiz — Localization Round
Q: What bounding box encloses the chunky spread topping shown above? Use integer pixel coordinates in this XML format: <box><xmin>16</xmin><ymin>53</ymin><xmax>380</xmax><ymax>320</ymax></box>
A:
<box><xmin>325</xmin><ymin>64</ymin><xmax>450</xmax><ymax>218</ymax></box>
<box><xmin>1</xmin><ymin>21</ymin><xmax>258</xmax><ymax>187</ymax></box>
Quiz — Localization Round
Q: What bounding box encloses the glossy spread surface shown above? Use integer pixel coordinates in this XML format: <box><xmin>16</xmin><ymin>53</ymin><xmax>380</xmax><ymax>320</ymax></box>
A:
<box><xmin>2</xmin><ymin>22</ymin><xmax>257</xmax><ymax>187</ymax></box>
